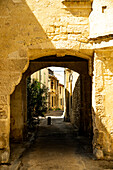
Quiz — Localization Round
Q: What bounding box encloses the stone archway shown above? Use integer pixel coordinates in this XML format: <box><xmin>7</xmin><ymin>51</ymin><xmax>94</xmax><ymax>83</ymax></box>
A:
<box><xmin>0</xmin><ymin>43</ymin><xmax>93</xmax><ymax>163</ymax></box>
<box><xmin>10</xmin><ymin>53</ymin><xmax>92</xmax><ymax>158</ymax></box>
<box><xmin>1</xmin><ymin>48</ymin><xmax>113</xmax><ymax>163</ymax></box>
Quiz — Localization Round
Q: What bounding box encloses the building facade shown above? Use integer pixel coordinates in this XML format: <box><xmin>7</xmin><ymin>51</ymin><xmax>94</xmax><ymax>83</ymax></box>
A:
<box><xmin>59</xmin><ymin>83</ymin><xmax>64</xmax><ymax>111</ymax></box>
<box><xmin>48</xmin><ymin>69</ymin><xmax>64</xmax><ymax>111</ymax></box>
<box><xmin>31</xmin><ymin>68</ymin><xmax>64</xmax><ymax>111</ymax></box>
<box><xmin>31</xmin><ymin>68</ymin><xmax>49</xmax><ymax>88</ymax></box>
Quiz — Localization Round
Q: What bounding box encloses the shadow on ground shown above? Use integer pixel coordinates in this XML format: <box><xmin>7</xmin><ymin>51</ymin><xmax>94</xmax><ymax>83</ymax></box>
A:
<box><xmin>17</xmin><ymin>117</ymin><xmax>113</xmax><ymax>170</ymax></box>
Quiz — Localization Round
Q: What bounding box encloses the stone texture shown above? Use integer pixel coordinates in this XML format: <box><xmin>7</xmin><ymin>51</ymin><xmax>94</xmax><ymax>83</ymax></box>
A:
<box><xmin>0</xmin><ymin>150</ymin><xmax>10</xmax><ymax>163</ymax></box>
<box><xmin>0</xmin><ymin>0</ymin><xmax>113</xmax><ymax>163</ymax></box>
<box><xmin>92</xmin><ymin>51</ymin><xmax>113</xmax><ymax>159</ymax></box>
<box><xmin>0</xmin><ymin>106</ymin><xmax>8</xmax><ymax>119</ymax></box>
<box><xmin>94</xmin><ymin>148</ymin><xmax>104</xmax><ymax>160</ymax></box>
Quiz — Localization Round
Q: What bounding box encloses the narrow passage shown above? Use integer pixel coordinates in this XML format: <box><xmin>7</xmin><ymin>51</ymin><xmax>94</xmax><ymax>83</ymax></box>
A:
<box><xmin>19</xmin><ymin>114</ymin><xmax>113</xmax><ymax>170</ymax></box>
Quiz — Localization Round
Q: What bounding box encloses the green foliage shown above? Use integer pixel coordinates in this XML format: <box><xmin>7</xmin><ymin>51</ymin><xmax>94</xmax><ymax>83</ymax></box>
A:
<box><xmin>55</xmin><ymin>108</ymin><xmax>61</xmax><ymax>111</ymax></box>
<box><xmin>27</xmin><ymin>77</ymin><xmax>48</xmax><ymax>121</ymax></box>
<box><xmin>49</xmin><ymin>107</ymin><xmax>53</xmax><ymax>111</ymax></box>
<box><xmin>49</xmin><ymin>107</ymin><xmax>61</xmax><ymax>111</ymax></box>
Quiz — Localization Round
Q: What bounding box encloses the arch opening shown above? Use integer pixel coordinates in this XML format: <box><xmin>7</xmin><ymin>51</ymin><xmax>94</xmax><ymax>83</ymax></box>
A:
<box><xmin>10</xmin><ymin>55</ymin><xmax>93</xmax><ymax>156</ymax></box>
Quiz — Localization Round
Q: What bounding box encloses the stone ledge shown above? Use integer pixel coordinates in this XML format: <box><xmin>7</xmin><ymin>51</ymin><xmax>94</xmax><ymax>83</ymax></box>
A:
<box><xmin>61</xmin><ymin>1</ymin><xmax>92</xmax><ymax>8</ymax></box>
<box><xmin>89</xmin><ymin>34</ymin><xmax>113</xmax><ymax>43</ymax></box>
<box><xmin>61</xmin><ymin>0</ymin><xmax>92</xmax><ymax>17</ymax></box>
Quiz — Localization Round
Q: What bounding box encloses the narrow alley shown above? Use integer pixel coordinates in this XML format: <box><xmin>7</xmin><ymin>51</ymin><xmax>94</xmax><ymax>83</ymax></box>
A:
<box><xmin>18</xmin><ymin>114</ymin><xmax>113</xmax><ymax>170</ymax></box>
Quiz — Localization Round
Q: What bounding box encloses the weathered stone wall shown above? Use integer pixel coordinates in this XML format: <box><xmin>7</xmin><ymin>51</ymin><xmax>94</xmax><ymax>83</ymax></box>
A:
<box><xmin>26</xmin><ymin>0</ymin><xmax>92</xmax><ymax>56</ymax></box>
<box><xmin>0</xmin><ymin>51</ymin><xmax>28</xmax><ymax>163</ymax></box>
<box><xmin>71</xmin><ymin>73</ymin><xmax>81</xmax><ymax>129</ymax></box>
<box><xmin>89</xmin><ymin>0</ymin><xmax>113</xmax><ymax>160</ymax></box>
<box><xmin>0</xmin><ymin>0</ymin><xmax>93</xmax><ymax>60</ymax></box>
<box><xmin>80</xmin><ymin>74</ymin><xmax>92</xmax><ymax>137</ymax></box>
<box><xmin>70</xmin><ymin>72</ymin><xmax>92</xmax><ymax>137</ymax></box>
<box><xmin>93</xmin><ymin>51</ymin><xmax>113</xmax><ymax>159</ymax></box>
<box><xmin>10</xmin><ymin>76</ymin><xmax>27</xmax><ymax>141</ymax></box>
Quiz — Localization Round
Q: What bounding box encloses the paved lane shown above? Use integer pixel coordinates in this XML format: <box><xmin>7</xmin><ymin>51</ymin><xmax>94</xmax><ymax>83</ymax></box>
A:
<box><xmin>19</xmin><ymin>118</ymin><xmax>113</xmax><ymax>170</ymax></box>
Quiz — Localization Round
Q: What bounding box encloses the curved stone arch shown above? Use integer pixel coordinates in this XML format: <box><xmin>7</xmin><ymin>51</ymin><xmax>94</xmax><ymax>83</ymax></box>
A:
<box><xmin>28</xmin><ymin>48</ymin><xmax>93</xmax><ymax>76</ymax></box>
<box><xmin>25</xmin><ymin>61</ymin><xmax>88</xmax><ymax>78</ymax></box>
<box><xmin>28</xmin><ymin>48</ymin><xmax>92</xmax><ymax>60</ymax></box>
<box><xmin>10</xmin><ymin>50</ymin><xmax>92</xmax><ymax>139</ymax></box>
<box><xmin>8</xmin><ymin>48</ymin><xmax>93</xmax><ymax>96</ymax></box>
<box><xmin>10</xmin><ymin>59</ymin><xmax>29</xmax><ymax>96</ymax></box>
<box><xmin>24</xmin><ymin>60</ymin><xmax>88</xmax><ymax>80</ymax></box>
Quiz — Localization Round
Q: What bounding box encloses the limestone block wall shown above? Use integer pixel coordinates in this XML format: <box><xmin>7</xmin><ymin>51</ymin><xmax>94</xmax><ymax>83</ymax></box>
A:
<box><xmin>10</xmin><ymin>76</ymin><xmax>27</xmax><ymax>141</ymax></box>
<box><xmin>26</xmin><ymin>0</ymin><xmax>90</xmax><ymax>46</ymax></box>
<box><xmin>93</xmin><ymin>51</ymin><xmax>113</xmax><ymax>159</ymax></box>
<box><xmin>0</xmin><ymin>0</ymin><xmax>93</xmax><ymax>62</ymax></box>
<box><xmin>89</xmin><ymin>0</ymin><xmax>113</xmax><ymax>159</ymax></box>
<box><xmin>0</xmin><ymin>51</ymin><xmax>28</xmax><ymax>163</ymax></box>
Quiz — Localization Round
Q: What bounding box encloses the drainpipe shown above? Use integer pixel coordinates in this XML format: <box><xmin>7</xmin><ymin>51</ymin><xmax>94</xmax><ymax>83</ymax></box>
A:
<box><xmin>64</xmin><ymin>70</ymin><xmax>66</xmax><ymax>119</ymax></box>
<box><xmin>69</xmin><ymin>72</ymin><xmax>73</xmax><ymax>121</ymax></box>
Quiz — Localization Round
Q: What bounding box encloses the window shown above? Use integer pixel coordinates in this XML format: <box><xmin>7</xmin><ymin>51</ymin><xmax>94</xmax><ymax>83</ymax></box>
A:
<box><xmin>54</xmin><ymin>81</ymin><xmax>56</xmax><ymax>90</ymax></box>
<box><xmin>51</xmin><ymin>80</ymin><xmax>53</xmax><ymax>89</ymax></box>
<box><xmin>60</xmin><ymin>87</ymin><xmax>61</xmax><ymax>94</ymax></box>
<box><xmin>61</xmin><ymin>99</ymin><xmax>62</xmax><ymax>105</ymax></box>
<box><xmin>102</xmin><ymin>6</ymin><xmax>107</xmax><ymax>13</ymax></box>
<box><xmin>52</xmin><ymin>96</ymin><xmax>53</xmax><ymax>107</ymax></box>
<box><xmin>54</xmin><ymin>96</ymin><xmax>56</xmax><ymax>105</ymax></box>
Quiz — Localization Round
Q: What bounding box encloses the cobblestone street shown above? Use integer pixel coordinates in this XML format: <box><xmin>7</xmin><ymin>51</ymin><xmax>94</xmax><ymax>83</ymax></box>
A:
<box><xmin>18</xmin><ymin>114</ymin><xmax>113</xmax><ymax>170</ymax></box>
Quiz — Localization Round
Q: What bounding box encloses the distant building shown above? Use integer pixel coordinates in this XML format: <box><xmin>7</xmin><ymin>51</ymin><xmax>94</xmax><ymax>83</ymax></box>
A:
<box><xmin>48</xmin><ymin>74</ymin><xmax>59</xmax><ymax>110</ymax></box>
<box><xmin>59</xmin><ymin>83</ymin><xmax>64</xmax><ymax>110</ymax></box>
<box><xmin>31</xmin><ymin>68</ymin><xmax>48</xmax><ymax>88</ymax></box>
<box><xmin>31</xmin><ymin>68</ymin><xmax>64</xmax><ymax>111</ymax></box>
<box><xmin>48</xmin><ymin>69</ymin><xmax>64</xmax><ymax>111</ymax></box>
<box><xmin>48</xmin><ymin>68</ymin><xmax>54</xmax><ymax>76</ymax></box>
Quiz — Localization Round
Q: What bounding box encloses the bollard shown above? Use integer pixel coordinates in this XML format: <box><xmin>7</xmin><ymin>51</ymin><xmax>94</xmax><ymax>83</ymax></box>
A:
<box><xmin>47</xmin><ymin>117</ymin><xmax>51</xmax><ymax>125</ymax></box>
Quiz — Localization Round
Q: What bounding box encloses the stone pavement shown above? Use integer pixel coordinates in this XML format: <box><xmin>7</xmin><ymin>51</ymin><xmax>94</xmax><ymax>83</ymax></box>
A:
<box><xmin>18</xmin><ymin>116</ymin><xmax>113</xmax><ymax>170</ymax></box>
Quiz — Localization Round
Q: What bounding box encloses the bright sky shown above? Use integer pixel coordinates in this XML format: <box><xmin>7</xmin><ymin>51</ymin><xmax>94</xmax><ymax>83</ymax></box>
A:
<box><xmin>48</xmin><ymin>67</ymin><xmax>65</xmax><ymax>85</ymax></box>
